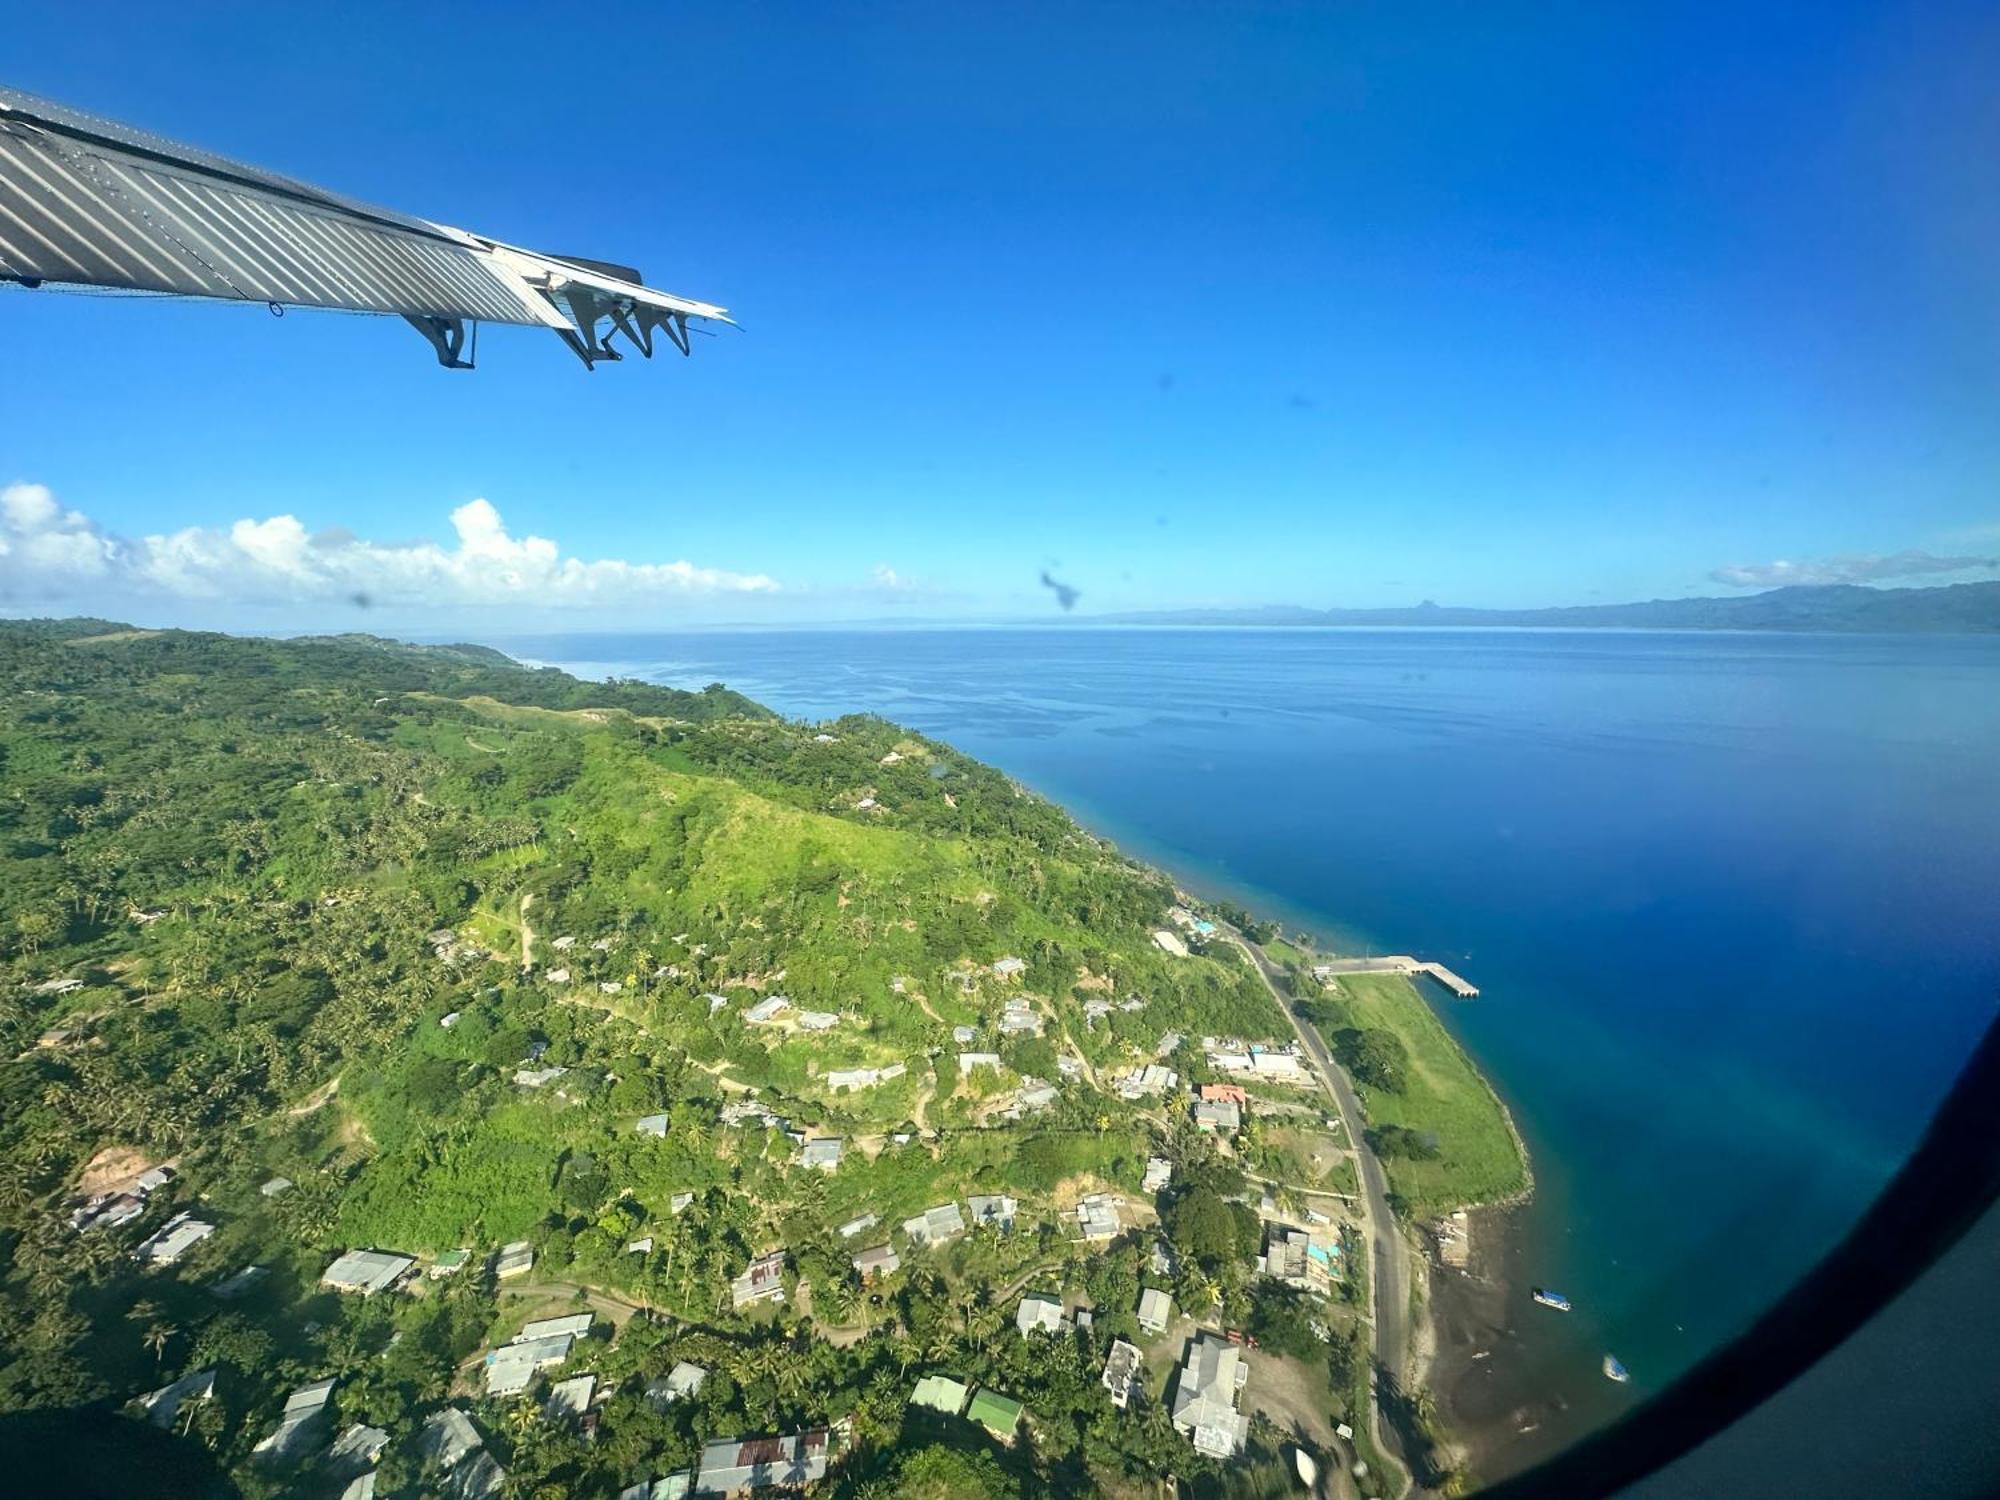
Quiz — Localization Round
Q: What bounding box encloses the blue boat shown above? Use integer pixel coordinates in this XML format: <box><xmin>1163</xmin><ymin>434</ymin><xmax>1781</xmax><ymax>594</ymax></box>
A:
<box><xmin>1603</xmin><ymin>1354</ymin><xmax>1630</xmax><ymax>1383</ymax></box>
<box><xmin>1531</xmin><ymin>1288</ymin><xmax>1571</xmax><ymax>1312</ymax></box>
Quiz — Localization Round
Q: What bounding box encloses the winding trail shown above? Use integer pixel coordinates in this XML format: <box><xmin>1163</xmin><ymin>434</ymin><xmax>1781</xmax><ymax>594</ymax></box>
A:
<box><xmin>1228</xmin><ymin>930</ymin><xmax>1414</xmax><ymax>1500</ymax></box>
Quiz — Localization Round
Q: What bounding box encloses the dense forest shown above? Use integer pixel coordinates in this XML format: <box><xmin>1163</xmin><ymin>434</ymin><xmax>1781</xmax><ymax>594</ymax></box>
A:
<box><xmin>0</xmin><ymin>621</ymin><xmax>1372</xmax><ymax>1498</ymax></box>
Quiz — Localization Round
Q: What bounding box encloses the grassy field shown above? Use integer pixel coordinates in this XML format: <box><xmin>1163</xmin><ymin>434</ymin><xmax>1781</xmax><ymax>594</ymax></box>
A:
<box><xmin>1324</xmin><ymin>973</ymin><xmax>1528</xmax><ymax>1217</ymax></box>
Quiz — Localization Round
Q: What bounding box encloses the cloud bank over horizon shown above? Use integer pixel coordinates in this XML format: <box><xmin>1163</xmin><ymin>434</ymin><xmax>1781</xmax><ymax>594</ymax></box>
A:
<box><xmin>0</xmin><ymin>483</ymin><xmax>780</xmax><ymax>613</ymax></box>
<box><xmin>1708</xmin><ymin>549</ymin><xmax>1998</xmax><ymax>590</ymax></box>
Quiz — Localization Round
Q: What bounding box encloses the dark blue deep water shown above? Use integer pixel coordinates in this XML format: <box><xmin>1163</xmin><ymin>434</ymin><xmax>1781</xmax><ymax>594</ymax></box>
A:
<box><xmin>503</xmin><ymin>627</ymin><xmax>2000</xmax><ymax>1424</ymax></box>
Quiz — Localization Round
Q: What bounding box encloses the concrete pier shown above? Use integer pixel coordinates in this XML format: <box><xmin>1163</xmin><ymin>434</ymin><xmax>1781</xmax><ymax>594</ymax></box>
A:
<box><xmin>1311</xmin><ymin>954</ymin><xmax>1480</xmax><ymax>999</ymax></box>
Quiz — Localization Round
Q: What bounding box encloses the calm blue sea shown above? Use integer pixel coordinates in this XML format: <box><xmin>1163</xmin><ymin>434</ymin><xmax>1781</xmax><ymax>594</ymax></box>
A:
<box><xmin>501</xmin><ymin>626</ymin><xmax>2000</xmax><ymax>1428</ymax></box>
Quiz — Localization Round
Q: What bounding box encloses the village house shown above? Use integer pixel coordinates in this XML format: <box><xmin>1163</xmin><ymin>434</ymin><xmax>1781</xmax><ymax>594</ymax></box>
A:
<box><xmin>416</xmin><ymin>1407</ymin><xmax>486</xmax><ymax>1482</ymax></box>
<box><xmin>649</xmin><ymin>1361</ymin><xmax>709</xmax><ymax>1407</ymax></box>
<box><xmin>1016</xmin><ymin>1292</ymin><xmax>1066</xmax><ymax>1337</ymax></box>
<box><xmin>966</xmin><ymin>1390</ymin><xmax>1025</xmax><ymax>1443</ymax></box>
<box><xmin>731</xmin><ymin>1250</ymin><xmax>787</xmax><ymax>1309</ymax></box>
<box><xmin>326</xmin><ymin>1422</ymin><xmax>388</xmax><ymax>1475</ymax></box>
<box><xmin>513</xmin><ymin>1065</ymin><xmax>567</xmax><ymax>1088</ymax></box>
<box><xmin>1076</xmin><ymin>1193</ymin><xmax>1122</xmax><ymax>1242</ymax></box>
<box><xmin>1137</xmin><ymin>1286</ymin><xmax>1174</xmax><ymax>1334</ymax></box>
<box><xmin>444</xmin><ymin>1450</ymin><xmax>506</xmax><ymax>1499</ymax></box>
<box><xmin>1115</xmin><ymin>1063</ymin><xmax>1179</xmax><ymax>1100</ymax></box>
<box><xmin>742</xmin><ymin>995</ymin><xmax>792</xmax><ymax>1025</ymax></box>
<box><xmin>484</xmin><ymin>1333</ymin><xmax>575</xmax><ymax>1396</ymax></box>
<box><xmin>799</xmin><ymin>1136</ymin><xmax>843</xmax><ymax>1172</ymax></box>
<box><xmin>999</xmin><ymin>999</ymin><xmax>1043</xmax><ymax>1036</ymax></box>
<box><xmin>430</xmin><ymin>1249</ymin><xmax>471</xmax><ymax>1279</ymax></box>
<box><xmin>1101</xmin><ymin>1340</ymin><xmax>1143</xmax><ymax>1409</ymax></box>
<box><xmin>320</xmin><ymin>1249</ymin><xmax>415</xmax><ymax>1297</ymax></box>
<box><xmin>131</xmin><ymin>1368</ymin><xmax>216</xmax><ymax>1429</ymax></box>
<box><xmin>902</xmin><ymin>1202</ymin><xmax>967</xmax><ymax>1246</ymax></box>
<box><xmin>1192</xmin><ymin>1097</ymin><xmax>1242</xmax><ymax>1134</ymax></box>
<box><xmin>253</xmin><ymin>1377</ymin><xmax>337</xmax><ymax>1463</ymax></box>
<box><xmin>796</xmin><ymin>1010</ymin><xmax>840</xmax><ymax>1032</ymax></box>
<box><xmin>545</xmin><ymin>1375</ymin><xmax>597</xmax><ymax>1423</ymax></box>
<box><xmin>1151</xmin><ymin>929</ymin><xmax>1190</xmax><ymax>957</ymax></box>
<box><xmin>967</xmin><ymin>1194</ymin><xmax>1018</xmax><ymax>1231</ymax></box>
<box><xmin>134</xmin><ymin>1211</ymin><xmax>214</xmax><ymax>1268</ymax></box>
<box><xmin>493</xmin><ymin>1241</ymin><xmax>534</xmax><ymax>1279</ymax></box>
<box><xmin>627</xmin><ymin>1236</ymin><xmax>654</xmax><ymax>1255</ymax></box>
<box><xmin>1171</xmin><ymin>1336</ymin><xmax>1250</xmax><ymax>1460</ymax></box>
<box><xmin>837</xmin><ymin>1212</ymin><xmax>879</xmax><ymax>1239</ymax></box>
<box><xmin>826</xmin><ymin>1062</ymin><xmax>906</xmax><ymax>1092</ymax></box>
<box><xmin>1056</xmin><ymin>1053</ymin><xmax>1083</xmax><ymax>1078</ymax></box>
<box><xmin>1143</xmin><ymin>1157</ymin><xmax>1173</xmax><ymax>1193</ymax></box>
<box><xmin>957</xmin><ymin>1051</ymin><xmax>1003</xmax><ymax>1075</ymax></box>
<box><xmin>694</xmin><ymin>1429</ymin><xmax>833</xmax><ymax>1495</ymax></box>
<box><xmin>991</xmin><ymin>955</ymin><xmax>1028</xmax><ymax>979</ymax></box>
<box><xmin>1199</xmin><ymin>1081</ymin><xmax>1248</xmax><ymax>1105</ymax></box>
<box><xmin>909</xmin><ymin>1373</ymin><xmax>968</xmax><ymax>1416</ymax></box>
<box><xmin>852</xmin><ymin>1243</ymin><xmax>900</xmax><ymax>1279</ymax></box>
<box><xmin>1259</xmin><ymin>1225</ymin><xmax>1334</xmax><ymax>1294</ymax></box>
<box><xmin>635</xmin><ymin>1113</ymin><xmax>670</xmax><ymax>1137</ymax></box>
<box><xmin>545</xmin><ymin>968</ymin><xmax>570</xmax><ymax>985</ymax></box>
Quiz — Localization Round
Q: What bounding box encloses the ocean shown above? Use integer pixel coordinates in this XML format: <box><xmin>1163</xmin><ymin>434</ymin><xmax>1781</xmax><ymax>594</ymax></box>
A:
<box><xmin>499</xmin><ymin>625</ymin><xmax>2000</xmax><ymax>1464</ymax></box>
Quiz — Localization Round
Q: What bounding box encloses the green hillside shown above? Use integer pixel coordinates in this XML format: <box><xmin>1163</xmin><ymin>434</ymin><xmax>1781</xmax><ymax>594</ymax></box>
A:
<box><xmin>0</xmin><ymin>622</ymin><xmax>1336</xmax><ymax>1498</ymax></box>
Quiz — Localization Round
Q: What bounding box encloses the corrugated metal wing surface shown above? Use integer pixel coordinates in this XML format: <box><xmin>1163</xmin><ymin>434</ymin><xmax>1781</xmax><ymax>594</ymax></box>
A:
<box><xmin>0</xmin><ymin>107</ymin><xmax>565</xmax><ymax>328</ymax></box>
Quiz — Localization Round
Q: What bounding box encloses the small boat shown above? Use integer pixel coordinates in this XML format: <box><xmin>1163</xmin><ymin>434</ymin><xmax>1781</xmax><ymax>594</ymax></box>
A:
<box><xmin>1603</xmin><ymin>1354</ymin><xmax>1630</xmax><ymax>1383</ymax></box>
<box><xmin>1532</xmin><ymin>1288</ymin><xmax>1572</xmax><ymax>1312</ymax></box>
<box><xmin>1294</xmin><ymin>1447</ymin><xmax>1319</xmax><ymax>1488</ymax></box>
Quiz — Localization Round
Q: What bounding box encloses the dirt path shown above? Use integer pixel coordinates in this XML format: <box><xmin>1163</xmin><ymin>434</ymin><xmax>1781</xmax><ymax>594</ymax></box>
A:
<box><xmin>519</xmin><ymin>891</ymin><xmax>536</xmax><ymax>970</ymax></box>
<box><xmin>286</xmin><ymin>1075</ymin><xmax>341</xmax><ymax>1117</ymax></box>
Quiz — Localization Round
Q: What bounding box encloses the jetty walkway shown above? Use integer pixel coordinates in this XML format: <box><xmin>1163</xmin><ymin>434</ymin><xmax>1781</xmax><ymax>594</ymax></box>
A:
<box><xmin>1311</xmin><ymin>954</ymin><xmax>1480</xmax><ymax>999</ymax></box>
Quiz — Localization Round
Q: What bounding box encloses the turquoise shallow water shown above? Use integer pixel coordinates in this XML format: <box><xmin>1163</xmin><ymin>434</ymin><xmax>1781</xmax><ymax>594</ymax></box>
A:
<box><xmin>501</xmin><ymin>626</ymin><xmax>2000</xmax><ymax>1450</ymax></box>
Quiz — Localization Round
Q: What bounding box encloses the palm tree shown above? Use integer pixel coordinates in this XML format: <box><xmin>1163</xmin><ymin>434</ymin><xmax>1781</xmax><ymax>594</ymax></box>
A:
<box><xmin>144</xmin><ymin>1321</ymin><xmax>177</xmax><ymax>1363</ymax></box>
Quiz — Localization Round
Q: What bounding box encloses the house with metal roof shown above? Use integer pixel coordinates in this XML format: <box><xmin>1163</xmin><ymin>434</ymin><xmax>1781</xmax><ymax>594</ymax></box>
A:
<box><xmin>693</xmin><ymin>1428</ymin><xmax>832</xmax><ymax>1494</ymax></box>
<box><xmin>1171</xmin><ymin>1336</ymin><xmax>1249</xmax><ymax>1460</ymax></box>
<box><xmin>1193</xmin><ymin>1097</ymin><xmax>1242</xmax><ymax>1134</ymax></box>
<box><xmin>799</xmin><ymin>1136</ymin><xmax>843</xmax><ymax>1172</ymax></box>
<box><xmin>516</xmin><ymin>1313</ymin><xmax>594</xmax><ymax>1344</ymax></box>
<box><xmin>1137</xmin><ymin>1286</ymin><xmax>1174</xmax><ymax>1333</ymax></box>
<box><xmin>417</xmin><ymin>1407</ymin><xmax>484</xmax><ymax>1472</ymax></box>
<box><xmin>957</xmin><ymin>1051</ymin><xmax>1003</xmax><ymax>1074</ymax></box>
<box><xmin>731</xmin><ymin>1250</ymin><xmax>787</xmax><ymax>1309</ymax></box>
<box><xmin>443</xmin><ymin>1450</ymin><xmax>507</xmax><ymax>1500</ymax></box>
<box><xmin>494</xmin><ymin>1240</ymin><xmax>534</xmax><ymax>1278</ymax></box>
<box><xmin>635</xmin><ymin>1113</ymin><xmax>670</xmax><ymax>1137</ymax></box>
<box><xmin>545</xmin><ymin>1374</ymin><xmax>597</xmax><ymax>1422</ymax></box>
<box><xmin>967</xmin><ymin>1194</ymin><xmax>1018</xmax><ymax>1231</ymax></box>
<box><xmin>966</xmin><ymin>1390</ymin><xmax>1025</xmax><ymax>1442</ymax></box>
<box><xmin>902</xmin><ymin>1202</ymin><xmax>966</xmax><ymax>1246</ymax></box>
<box><xmin>620</xmin><ymin>1474</ymin><xmax>693</xmax><ymax>1500</ymax></box>
<box><xmin>1016</xmin><ymin>1293</ymin><xmax>1066</xmax><ymax>1337</ymax></box>
<box><xmin>484</xmin><ymin>1334</ymin><xmax>574</xmax><ymax>1396</ymax></box>
<box><xmin>909</xmin><ymin>1374</ymin><xmax>968</xmax><ymax>1416</ymax></box>
<box><xmin>133</xmin><ymin>1211</ymin><xmax>214</xmax><ymax>1267</ymax></box>
<box><xmin>327</xmin><ymin>1422</ymin><xmax>389</xmax><ymax>1475</ymax></box>
<box><xmin>743</xmin><ymin>996</ymin><xmax>792</xmax><ymax>1025</ymax></box>
<box><xmin>992</xmin><ymin>956</ymin><xmax>1028</xmax><ymax>978</ymax></box>
<box><xmin>796</xmin><ymin>1010</ymin><xmax>840</xmax><ymax>1031</ymax></box>
<box><xmin>852</xmin><ymin>1243</ymin><xmax>901</xmax><ymax>1279</ymax></box>
<box><xmin>1143</xmin><ymin>1157</ymin><xmax>1173</xmax><ymax>1193</ymax></box>
<box><xmin>209</xmin><ymin>1264</ymin><xmax>270</xmax><ymax>1300</ymax></box>
<box><xmin>130</xmin><ymin>1368</ymin><xmax>216</xmax><ymax>1429</ymax></box>
<box><xmin>837</xmin><ymin>1212</ymin><xmax>879</xmax><ymax>1239</ymax></box>
<box><xmin>321</xmin><ymin>1249</ymin><xmax>415</xmax><ymax>1296</ymax></box>
<box><xmin>252</xmin><ymin>1377</ymin><xmax>336</xmax><ymax>1463</ymax></box>
<box><xmin>648</xmin><ymin>1361</ymin><xmax>708</xmax><ymax>1407</ymax></box>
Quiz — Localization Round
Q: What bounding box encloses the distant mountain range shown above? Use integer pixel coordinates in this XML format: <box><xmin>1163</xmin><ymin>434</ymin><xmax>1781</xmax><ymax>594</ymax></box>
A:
<box><xmin>1101</xmin><ymin>580</ymin><xmax>2000</xmax><ymax>633</ymax></box>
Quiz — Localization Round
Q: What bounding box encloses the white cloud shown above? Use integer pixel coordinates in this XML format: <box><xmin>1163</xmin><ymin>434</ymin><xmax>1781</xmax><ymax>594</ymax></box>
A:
<box><xmin>0</xmin><ymin>484</ymin><xmax>778</xmax><ymax>608</ymax></box>
<box><xmin>1708</xmin><ymin>549</ymin><xmax>1998</xmax><ymax>589</ymax></box>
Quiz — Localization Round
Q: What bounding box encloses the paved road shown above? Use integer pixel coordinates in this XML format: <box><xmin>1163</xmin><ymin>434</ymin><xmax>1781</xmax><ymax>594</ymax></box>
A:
<box><xmin>1228</xmin><ymin>932</ymin><xmax>1414</xmax><ymax>1498</ymax></box>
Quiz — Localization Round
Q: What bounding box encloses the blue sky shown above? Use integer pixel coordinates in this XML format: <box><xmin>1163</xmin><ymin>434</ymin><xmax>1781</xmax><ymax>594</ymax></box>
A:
<box><xmin>3</xmin><ymin>1</ymin><xmax>1997</xmax><ymax>627</ymax></box>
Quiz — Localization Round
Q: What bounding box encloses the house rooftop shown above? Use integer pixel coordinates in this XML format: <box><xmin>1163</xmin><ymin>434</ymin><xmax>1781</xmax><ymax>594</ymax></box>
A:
<box><xmin>966</xmin><ymin>1390</ymin><xmax>1024</xmax><ymax>1439</ymax></box>
<box><xmin>903</xmin><ymin>1202</ymin><xmax>966</xmax><ymax>1245</ymax></box>
<box><xmin>417</xmin><ymin>1406</ymin><xmax>483</xmax><ymax>1471</ymax></box>
<box><xmin>1016</xmin><ymin>1293</ymin><xmax>1065</xmax><ymax>1337</ymax></box>
<box><xmin>321</xmin><ymin>1249</ymin><xmax>414</xmax><ymax>1296</ymax></box>
<box><xmin>694</xmin><ymin>1429</ymin><xmax>831</xmax><ymax>1494</ymax></box>
<box><xmin>909</xmin><ymin>1373</ymin><xmax>969</xmax><ymax>1415</ymax></box>
<box><xmin>516</xmin><ymin>1313</ymin><xmax>593</xmax><ymax>1344</ymax></box>
<box><xmin>484</xmin><ymin>1335</ymin><xmax>573</xmax><ymax>1395</ymax></box>
<box><xmin>134</xmin><ymin>1212</ymin><xmax>214</xmax><ymax>1267</ymax></box>
<box><xmin>545</xmin><ymin>1374</ymin><xmax>597</xmax><ymax>1422</ymax></box>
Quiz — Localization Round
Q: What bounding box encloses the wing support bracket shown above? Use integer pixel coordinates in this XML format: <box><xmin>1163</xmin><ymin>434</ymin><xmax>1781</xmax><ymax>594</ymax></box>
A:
<box><xmin>403</xmin><ymin>314</ymin><xmax>475</xmax><ymax>369</ymax></box>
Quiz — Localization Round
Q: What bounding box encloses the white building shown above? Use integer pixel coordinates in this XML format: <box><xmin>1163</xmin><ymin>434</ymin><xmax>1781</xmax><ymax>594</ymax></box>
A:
<box><xmin>1171</xmin><ymin>1336</ymin><xmax>1250</xmax><ymax>1460</ymax></box>
<box><xmin>1016</xmin><ymin>1292</ymin><xmax>1066</xmax><ymax>1336</ymax></box>
<box><xmin>320</xmin><ymin>1249</ymin><xmax>415</xmax><ymax>1296</ymax></box>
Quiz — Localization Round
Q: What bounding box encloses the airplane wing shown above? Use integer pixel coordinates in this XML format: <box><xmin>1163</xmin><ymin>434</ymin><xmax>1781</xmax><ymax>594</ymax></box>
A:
<box><xmin>0</xmin><ymin>84</ymin><xmax>731</xmax><ymax>369</ymax></box>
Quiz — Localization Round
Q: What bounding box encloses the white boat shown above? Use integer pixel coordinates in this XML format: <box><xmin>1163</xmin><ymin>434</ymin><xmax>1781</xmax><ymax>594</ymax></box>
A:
<box><xmin>1603</xmin><ymin>1354</ymin><xmax>1630</xmax><ymax>1383</ymax></box>
<box><xmin>1294</xmin><ymin>1447</ymin><xmax>1319</xmax><ymax>1487</ymax></box>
